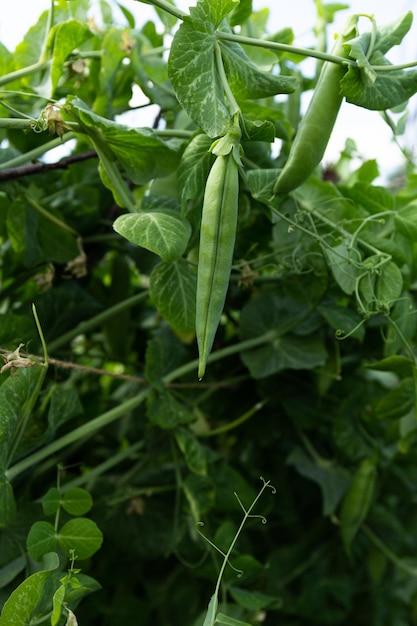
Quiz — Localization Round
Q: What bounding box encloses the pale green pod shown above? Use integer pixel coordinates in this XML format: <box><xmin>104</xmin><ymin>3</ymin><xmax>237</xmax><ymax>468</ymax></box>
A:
<box><xmin>273</xmin><ymin>16</ymin><xmax>358</xmax><ymax>195</ymax></box>
<box><xmin>196</xmin><ymin>153</ymin><xmax>239</xmax><ymax>379</ymax></box>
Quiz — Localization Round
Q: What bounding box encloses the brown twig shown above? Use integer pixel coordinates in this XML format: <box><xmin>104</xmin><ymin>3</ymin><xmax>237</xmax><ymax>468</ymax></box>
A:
<box><xmin>0</xmin><ymin>150</ymin><xmax>97</xmax><ymax>182</ymax></box>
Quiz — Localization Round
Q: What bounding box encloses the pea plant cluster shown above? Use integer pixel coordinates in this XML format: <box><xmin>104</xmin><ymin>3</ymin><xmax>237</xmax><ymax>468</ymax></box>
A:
<box><xmin>1</xmin><ymin>0</ymin><xmax>417</xmax><ymax>623</ymax></box>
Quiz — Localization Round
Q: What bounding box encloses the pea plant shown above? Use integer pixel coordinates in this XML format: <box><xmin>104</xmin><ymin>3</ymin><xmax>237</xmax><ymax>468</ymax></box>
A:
<box><xmin>1</xmin><ymin>0</ymin><xmax>417</xmax><ymax>623</ymax></box>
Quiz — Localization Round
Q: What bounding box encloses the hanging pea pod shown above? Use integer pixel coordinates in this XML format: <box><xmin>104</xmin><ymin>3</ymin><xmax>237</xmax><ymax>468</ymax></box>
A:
<box><xmin>273</xmin><ymin>15</ymin><xmax>358</xmax><ymax>195</ymax></box>
<box><xmin>196</xmin><ymin>151</ymin><xmax>240</xmax><ymax>380</ymax></box>
<box><xmin>340</xmin><ymin>456</ymin><xmax>377</xmax><ymax>555</ymax></box>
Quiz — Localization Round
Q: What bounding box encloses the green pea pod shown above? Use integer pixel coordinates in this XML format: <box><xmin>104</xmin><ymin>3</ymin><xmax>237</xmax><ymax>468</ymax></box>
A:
<box><xmin>340</xmin><ymin>456</ymin><xmax>377</xmax><ymax>555</ymax></box>
<box><xmin>196</xmin><ymin>153</ymin><xmax>239</xmax><ymax>379</ymax></box>
<box><xmin>273</xmin><ymin>16</ymin><xmax>358</xmax><ymax>196</ymax></box>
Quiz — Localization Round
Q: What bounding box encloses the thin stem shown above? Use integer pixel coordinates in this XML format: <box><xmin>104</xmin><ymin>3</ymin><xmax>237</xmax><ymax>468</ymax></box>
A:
<box><xmin>134</xmin><ymin>0</ymin><xmax>187</xmax><ymax>20</ymax></box>
<box><xmin>216</xmin><ymin>31</ymin><xmax>356</xmax><ymax>66</ymax></box>
<box><xmin>162</xmin><ymin>330</ymin><xmax>277</xmax><ymax>384</ymax></box>
<box><xmin>0</xmin><ymin>62</ymin><xmax>51</xmax><ymax>87</ymax></box>
<box><xmin>26</xmin><ymin>196</ymin><xmax>79</xmax><ymax>237</ymax></box>
<box><xmin>199</xmin><ymin>400</ymin><xmax>267</xmax><ymax>437</ymax></box>
<box><xmin>214</xmin><ymin>42</ymin><xmax>240</xmax><ymax>117</ymax></box>
<box><xmin>47</xmin><ymin>291</ymin><xmax>149</xmax><ymax>352</ymax></box>
<box><xmin>0</xmin><ymin>133</ymin><xmax>75</xmax><ymax>170</ymax></box>
<box><xmin>6</xmin><ymin>390</ymin><xmax>150</xmax><ymax>480</ymax></box>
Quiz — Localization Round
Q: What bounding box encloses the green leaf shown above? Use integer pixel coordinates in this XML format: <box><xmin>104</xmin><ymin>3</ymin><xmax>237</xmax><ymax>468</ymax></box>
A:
<box><xmin>67</xmin><ymin>97</ymin><xmax>181</xmax><ymax>184</ymax></box>
<box><xmin>366</xmin><ymin>355</ymin><xmax>414</xmax><ymax>378</ymax></box>
<box><xmin>168</xmin><ymin>0</ymin><xmax>296</xmax><ymax>137</ymax></box>
<box><xmin>0</xmin><ymin>558</ymin><xmax>58</xmax><ymax>626</ymax></box>
<box><xmin>58</xmin><ymin>518</ymin><xmax>103</xmax><ymax>560</ymax></box>
<box><xmin>219</xmin><ymin>37</ymin><xmax>297</xmax><ymax>101</ymax></box>
<box><xmin>239</xmin><ymin>295</ymin><xmax>327</xmax><ymax>378</ymax></box>
<box><xmin>183</xmin><ymin>474</ymin><xmax>215</xmax><ymax>521</ymax></box>
<box><xmin>50</xmin><ymin>20</ymin><xmax>92</xmax><ymax>92</ymax></box>
<box><xmin>0</xmin><ymin>368</ymin><xmax>42</xmax><ymax>473</ymax></box>
<box><xmin>177</xmin><ymin>134</ymin><xmax>214</xmax><ymax>212</ymax></box>
<box><xmin>113</xmin><ymin>209</ymin><xmax>191</xmax><ymax>262</ymax></box>
<box><xmin>318</xmin><ymin>303</ymin><xmax>365</xmax><ymax>341</ymax></box>
<box><xmin>287</xmin><ymin>447</ymin><xmax>351</xmax><ymax>516</ymax></box>
<box><xmin>62</xmin><ymin>488</ymin><xmax>93</xmax><ymax>516</ymax></box>
<box><xmin>358</xmin><ymin>259</ymin><xmax>403</xmax><ymax>315</ymax></box>
<box><xmin>374</xmin><ymin>378</ymin><xmax>415</xmax><ymax>421</ymax></box>
<box><xmin>27</xmin><ymin>522</ymin><xmax>57</xmax><ymax>561</ymax></box>
<box><xmin>7</xmin><ymin>198</ymin><xmax>43</xmax><ymax>267</ymax></box>
<box><xmin>216</xmin><ymin>613</ymin><xmax>251</xmax><ymax>626</ymax></box>
<box><xmin>203</xmin><ymin>593</ymin><xmax>218</xmax><ymax>626</ymax></box>
<box><xmin>341</xmin><ymin>12</ymin><xmax>417</xmax><ymax>110</ymax></box>
<box><xmin>175</xmin><ymin>427</ymin><xmax>207</xmax><ymax>476</ymax></box>
<box><xmin>228</xmin><ymin>586</ymin><xmax>277</xmax><ymax>611</ymax></box>
<box><xmin>321</xmin><ymin>241</ymin><xmax>360</xmax><ymax>296</ymax></box>
<box><xmin>149</xmin><ymin>260</ymin><xmax>197</xmax><ymax>333</ymax></box>
<box><xmin>395</xmin><ymin>200</ymin><xmax>417</xmax><ymax>240</ymax></box>
<box><xmin>145</xmin><ymin>326</ymin><xmax>189</xmax><ymax>389</ymax></box>
<box><xmin>42</xmin><ymin>487</ymin><xmax>61</xmax><ymax>516</ymax></box>
<box><xmin>51</xmin><ymin>584</ymin><xmax>65</xmax><ymax>626</ymax></box>
<box><xmin>147</xmin><ymin>390</ymin><xmax>195</xmax><ymax>429</ymax></box>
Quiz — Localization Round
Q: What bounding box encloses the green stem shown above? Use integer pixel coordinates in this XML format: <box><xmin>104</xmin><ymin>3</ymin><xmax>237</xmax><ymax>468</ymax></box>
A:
<box><xmin>162</xmin><ymin>330</ymin><xmax>277</xmax><ymax>383</ymax></box>
<box><xmin>6</xmin><ymin>390</ymin><xmax>150</xmax><ymax>480</ymax></box>
<box><xmin>59</xmin><ymin>441</ymin><xmax>144</xmax><ymax>492</ymax></box>
<box><xmin>47</xmin><ymin>291</ymin><xmax>149</xmax><ymax>352</ymax></box>
<box><xmin>0</xmin><ymin>62</ymin><xmax>51</xmax><ymax>88</ymax></box>
<box><xmin>134</xmin><ymin>0</ymin><xmax>187</xmax><ymax>20</ymax></box>
<box><xmin>0</xmin><ymin>133</ymin><xmax>75</xmax><ymax>169</ymax></box>
<box><xmin>199</xmin><ymin>400</ymin><xmax>267</xmax><ymax>437</ymax></box>
<box><xmin>26</xmin><ymin>196</ymin><xmax>79</xmax><ymax>237</ymax></box>
<box><xmin>214</xmin><ymin>42</ymin><xmax>240</xmax><ymax>117</ymax></box>
<box><xmin>216</xmin><ymin>31</ymin><xmax>356</xmax><ymax>67</ymax></box>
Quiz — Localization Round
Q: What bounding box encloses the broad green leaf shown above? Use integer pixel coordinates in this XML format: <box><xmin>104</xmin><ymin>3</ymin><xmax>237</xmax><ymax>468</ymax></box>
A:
<box><xmin>51</xmin><ymin>584</ymin><xmax>65</xmax><ymax>626</ymax></box>
<box><xmin>358</xmin><ymin>259</ymin><xmax>403</xmax><ymax>315</ymax></box>
<box><xmin>384</xmin><ymin>294</ymin><xmax>417</xmax><ymax>357</ymax></box>
<box><xmin>182</xmin><ymin>474</ymin><xmax>215</xmax><ymax>521</ymax></box>
<box><xmin>67</xmin><ymin>97</ymin><xmax>181</xmax><ymax>184</ymax></box>
<box><xmin>219</xmin><ymin>38</ymin><xmax>297</xmax><ymax>101</ymax></box>
<box><xmin>321</xmin><ymin>241</ymin><xmax>361</xmax><ymax>296</ymax></box>
<box><xmin>62</xmin><ymin>488</ymin><xmax>93</xmax><ymax>516</ymax></box>
<box><xmin>50</xmin><ymin>20</ymin><xmax>92</xmax><ymax>92</ymax></box>
<box><xmin>366</xmin><ymin>355</ymin><xmax>414</xmax><ymax>378</ymax></box>
<box><xmin>147</xmin><ymin>390</ymin><xmax>195</xmax><ymax>429</ymax></box>
<box><xmin>374</xmin><ymin>378</ymin><xmax>415</xmax><ymax>421</ymax></box>
<box><xmin>216</xmin><ymin>613</ymin><xmax>251</xmax><ymax>626</ymax></box>
<box><xmin>318</xmin><ymin>303</ymin><xmax>365</xmax><ymax>341</ymax></box>
<box><xmin>145</xmin><ymin>326</ymin><xmax>189</xmax><ymax>389</ymax></box>
<box><xmin>113</xmin><ymin>209</ymin><xmax>191</xmax><ymax>262</ymax></box>
<box><xmin>7</xmin><ymin>198</ymin><xmax>43</xmax><ymax>267</ymax></box>
<box><xmin>0</xmin><ymin>479</ymin><xmax>16</xmax><ymax>528</ymax></box>
<box><xmin>149</xmin><ymin>259</ymin><xmax>197</xmax><ymax>333</ymax></box>
<box><xmin>94</xmin><ymin>27</ymin><xmax>129</xmax><ymax>116</ymax></box>
<box><xmin>58</xmin><ymin>518</ymin><xmax>103</xmax><ymax>560</ymax></box>
<box><xmin>395</xmin><ymin>200</ymin><xmax>417</xmax><ymax>240</ymax></box>
<box><xmin>229</xmin><ymin>0</ymin><xmax>252</xmax><ymax>27</ymax></box>
<box><xmin>241</xmin><ymin>333</ymin><xmax>327</xmax><ymax>379</ymax></box>
<box><xmin>341</xmin><ymin>12</ymin><xmax>417</xmax><ymax>110</ymax></box>
<box><xmin>287</xmin><ymin>447</ymin><xmax>351</xmax><ymax>516</ymax></box>
<box><xmin>239</xmin><ymin>294</ymin><xmax>327</xmax><ymax>378</ymax></box>
<box><xmin>42</xmin><ymin>487</ymin><xmax>61</xmax><ymax>516</ymax></box>
<box><xmin>0</xmin><ymin>368</ymin><xmax>42</xmax><ymax>473</ymax></box>
<box><xmin>13</xmin><ymin>11</ymin><xmax>49</xmax><ymax>71</ymax></box>
<box><xmin>0</xmin><ymin>559</ymin><xmax>58</xmax><ymax>626</ymax></box>
<box><xmin>340</xmin><ymin>182</ymin><xmax>394</xmax><ymax>214</ymax></box>
<box><xmin>27</xmin><ymin>521</ymin><xmax>57</xmax><ymax>561</ymax></box>
<box><xmin>228</xmin><ymin>587</ymin><xmax>277</xmax><ymax>611</ymax></box>
<box><xmin>168</xmin><ymin>0</ymin><xmax>296</xmax><ymax>137</ymax></box>
<box><xmin>175</xmin><ymin>427</ymin><xmax>207</xmax><ymax>476</ymax></box>
<box><xmin>177</xmin><ymin>134</ymin><xmax>214</xmax><ymax>212</ymax></box>
<box><xmin>203</xmin><ymin>593</ymin><xmax>218</xmax><ymax>626</ymax></box>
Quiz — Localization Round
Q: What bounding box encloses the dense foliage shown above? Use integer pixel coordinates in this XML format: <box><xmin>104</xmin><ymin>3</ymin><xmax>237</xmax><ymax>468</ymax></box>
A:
<box><xmin>1</xmin><ymin>0</ymin><xmax>417</xmax><ymax>624</ymax></box>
